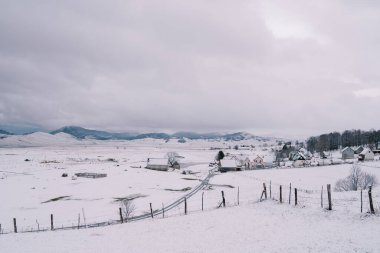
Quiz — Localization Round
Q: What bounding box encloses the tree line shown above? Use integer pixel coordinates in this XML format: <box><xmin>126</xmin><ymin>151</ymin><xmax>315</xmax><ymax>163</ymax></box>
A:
<box><xmin>306</xmin><ymin>129</ymin><xmax>380</xmax><ymax>153</ymax></box>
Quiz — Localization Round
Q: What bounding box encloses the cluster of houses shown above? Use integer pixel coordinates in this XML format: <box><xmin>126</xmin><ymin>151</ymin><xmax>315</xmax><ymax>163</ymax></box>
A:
<box><xmin>144</xmin><ymin>144</ymin><xmax>380</xmax><ymax>173</ymax></box>
<box><xmin>218</xmin><ymin>153</ymin><xmax>274</xmax><ymax>172</ymax></box>
<box><xmin>218</xmin><ymin>145</ymin><xmax>380</xmax><ymax>172</ymax></box>
<box><xmin>341</xmin><ymin>146</ymin><xmax>378</xmax><ymax>161</ymax></box>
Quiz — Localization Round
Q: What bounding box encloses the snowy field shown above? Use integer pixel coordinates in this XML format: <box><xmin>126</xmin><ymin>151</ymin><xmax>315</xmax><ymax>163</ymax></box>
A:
<box><xmin>1</xmin><ymin>137</ymin><xmax>380</xmax><ymax>252</ymax></box>
<box><xmin>2</xmin><ymin>201</ymin><xmax>380</xmax><ymax>253</ymax></box>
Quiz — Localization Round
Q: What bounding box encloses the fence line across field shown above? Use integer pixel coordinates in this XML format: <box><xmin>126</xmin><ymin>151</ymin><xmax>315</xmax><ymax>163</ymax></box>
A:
<box><xmin>1</xmin><ymin>177</ymin><xmax>379</xmax><ymax>235</ymax></box>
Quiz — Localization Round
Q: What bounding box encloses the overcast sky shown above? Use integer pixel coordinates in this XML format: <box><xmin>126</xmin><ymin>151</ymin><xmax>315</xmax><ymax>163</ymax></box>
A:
<box><xmin>1</xmin><ymin>0</ymin><xmax>380</xmax><ymax>138</ymax></box>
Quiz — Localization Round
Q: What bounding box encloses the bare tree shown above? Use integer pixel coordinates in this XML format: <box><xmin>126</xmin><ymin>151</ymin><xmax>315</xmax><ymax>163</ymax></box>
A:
<box><xmin>120</xmin><ymin>199</ymin><xmax>135</xmax><ymax>222</ymax></box>
<box><xmin>363</xmin><ymin>172</ymin><xmax>378</xmax><ymax>189</ymax></box>
<box><xmin>166</xmin><ymin>152</ymin><xmax>179</xmax><ymax>166</ymax></box>
<box><xmin>335</xmin><ymin>165</ymin><xmax>378</xmax><ymax>191</ymax></box>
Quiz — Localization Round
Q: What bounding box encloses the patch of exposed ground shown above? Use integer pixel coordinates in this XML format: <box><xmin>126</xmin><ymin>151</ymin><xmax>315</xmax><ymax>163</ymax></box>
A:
<box><xmin>41</xmin><ymin>196</ymin><xmax>71</xmax><ymax>203</ymax></box>
<box><xmin>164</xmin><ymin>187</ymin><xmax>192</xmax><ymax>192</ymax></box>
<box><xmin>113</xmin><ymin>193</ymin><xmax>148</xmax><ymax>202</ymax></box>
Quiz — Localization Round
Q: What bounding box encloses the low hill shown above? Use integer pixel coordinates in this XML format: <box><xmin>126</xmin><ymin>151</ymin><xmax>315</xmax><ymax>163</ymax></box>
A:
<box><xmin>50</xmin><ymin>126</ymin><xmax>267</xmax><ymax>141</ymax></box>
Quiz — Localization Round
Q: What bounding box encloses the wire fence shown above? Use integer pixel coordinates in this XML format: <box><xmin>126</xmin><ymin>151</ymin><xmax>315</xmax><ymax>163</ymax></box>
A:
<box><xmin>1</xmin><ymin>173</ymin><xmax>380</xmax><ymax>235</ymax></box>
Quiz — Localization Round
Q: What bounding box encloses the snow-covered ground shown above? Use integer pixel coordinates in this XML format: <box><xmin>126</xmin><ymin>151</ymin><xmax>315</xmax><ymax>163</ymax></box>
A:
<box><xmin>0</xmin><ymin>137</ymin><xmax>278</xmax><ymax>232</ymax></box>
<box><xmin>1</xmin><ymin>201</ymin><xmax>380</xmax><ymax>253</ymax></box>
<box><xmin>1</xmin><ymin>137</ymin><xmax>380</xmax><ymax>252</ymax></box>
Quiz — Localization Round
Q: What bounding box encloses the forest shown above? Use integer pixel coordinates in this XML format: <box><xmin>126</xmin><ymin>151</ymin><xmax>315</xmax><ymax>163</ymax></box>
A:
<box><xmin>306</xmin><ymin>129</ymin><xmax>380</xmax><ymax>153</ymax></box>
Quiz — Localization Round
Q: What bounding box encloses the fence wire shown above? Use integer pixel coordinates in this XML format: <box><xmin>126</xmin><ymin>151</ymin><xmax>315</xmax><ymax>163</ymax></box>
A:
<box><xmin>1</xmin><ymin>177</ymin><xmax>379</xmax><ymax>235</ymax></box>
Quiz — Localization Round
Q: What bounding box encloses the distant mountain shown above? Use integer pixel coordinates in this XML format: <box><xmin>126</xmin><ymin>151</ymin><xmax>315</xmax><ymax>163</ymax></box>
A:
<box><xmin>134</xmin><ymin>133</ymin><xmax>171</xmax><ymax>139</ymax></box>
<box><xmin>50</xmin><ymin>126</ymin><xmax>266</xmax><ymax>141</ymax></box>
<box><xmin>0</xmin><ymin>129</ymin><xmax>12</xmax><ymax>135</ymax></box>
<box><xmin>223</xmin><ymin>132</ymin><xmax>255</xmax><ymax>141</ymax></box>
<box><xmin>171</xmin><ymin>131</ymin><xmax>221</xmax><ymax>140</ymax></box>
<box><xmin>50</xmin><ymin>126</ymin><xmax>135</xmax><ymax>140</ymax></box>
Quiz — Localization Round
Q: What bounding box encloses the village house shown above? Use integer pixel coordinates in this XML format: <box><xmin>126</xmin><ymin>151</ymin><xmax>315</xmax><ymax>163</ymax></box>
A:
<box><xmin>358</xmin><ymin>148</ymin><xmax>374</xmax><ymax>161</ymax></box>
<box><xmin>341</xmin><ymin>147</ymin><xmax>355</xmax><ymax>160</ymax></box>
<box><xmin>253</xmin><ymin>155</ymin><xmax>264</xmax><ymax>168</ymax></box>
<box><xmin>233</xmin><ymin>154</ymin><xmax>252</xmax><ymax>169</ymax></box>
<box><xmin>146</xmin><ymin>158</ymin><xmax>169</xmax><ymax>171</ymax></box>
<box><xmin>292</xmin><ymin>152</ymin><xmax>306</xmax><ymax>167</ymax></box>
<box><xmin>241</xmin><ymin>157</ymin><xmax>252</xmax><ymax>170</ymax></box>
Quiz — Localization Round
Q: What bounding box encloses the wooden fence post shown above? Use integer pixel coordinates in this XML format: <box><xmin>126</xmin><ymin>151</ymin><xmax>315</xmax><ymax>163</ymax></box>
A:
<box><xmin>263</xmin><ymin>183</ymin><xmax>267</xmax><ymax>199</ymax></box>
<box><xmin>280</xmin><ymin>185</ymin><xmax>282</xmax><ymax>203</ymax></box>
<box><xmin>294</xmin><ymin>188</ymin><xmax>298</xmax><ymax>206</ymax></box>
<box><xmin>289</xmin><ymin>183</ymin><xmax>292</xmax><ymax>205</ymax></box>
<box><xmin>13</xmin><ymin>218</ymin><xmax>17</xmax><ymax>233</ymax></box>
<box><xmin>327</xmin><ymin>184</ymin><xmax>332</xmax><ymax>211</ymax></box>
<box><xmin>221</xmin><ymin>191</ymin><xmax>226</xmax><ymax>207</ymax></box>
<box><xmin>162</xmin><ymin>203</ymin><xmax>165</xmax><ymax>218</ymax></box>
<box><xmin>202</xmin><ymin>192</ymin><xmax>204</xmax><ymax>211</ymax></box>
<box><xmin>119</xmin><ymin>208</ymin><xmax>124</xmax><ymax>223</ymax></box>
<box><xmin>361</xmin><ymin>189</ymin><xmax>363</xmax><ymax>213</ymax></box>
<box><xmin>184</xmin><ymin>197</ymin><xmax>187</xmax><ymax>215</ymax></box>
<box><xmin>270</xmin><ymin>181</ymin><xmax>272</xmax><ymax>199</ymax></box>
<box><xmin>77</xmin><ymin>214</ymin><xmax>80</xmax><ymax>229</ymax></box>
<box><xmin>237</xmin><ymin>186</ymin><xmax>240</xmax><ymax>206</ymax></box>
<box><xmin>369</xmin><ymin>186</ymin><xmax>375</xmax><ymax>214</ymax></box>
<box><xmin>150</xmin><ymin>203</ymin><xmax>154</xmax><ymax>218</ymax></box>
<box><xmin>260</xmin><ymin>183</ymin><xmax>267</xmax><ymax>201</ymax></box>
<box><xmin>82</xmin><ymin>208</ymin><xmax>87</xmax><ymax>228</ymax></box>
<box><xmin>51</xmin><ymin>214</ymin><xmax>54</xmax><ymax>230</ymax></box>
<box><xmin>321</xmin><ymin>186</ymin><xmax>324</xmax><ymax>208</ymax></box>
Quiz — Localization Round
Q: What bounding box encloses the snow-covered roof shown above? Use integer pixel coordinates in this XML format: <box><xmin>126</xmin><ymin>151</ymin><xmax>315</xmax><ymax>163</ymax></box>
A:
<box><xmin>220</xmin><ymin>159</ymin><xmax>238</xmax><ymax>168</ymax></box>
<box><xmin>147</xmin><ymin>158</ymin><xmax>168</xmax><ymax>166</ymax></box>
<box><xmin>342</xmin><ymin>147</ymin><xmax>354</xmax><ymax>152</ymax></box>
<box><xmin>298</xmin><ymin>148</ymin><xmax>307</xmax><ymax>154</ymax></box>
<box><xmin>293</xmin><ymin>152</ymin><xmax>306</xmax><ymax>160</ymax></box>
<box><xmin>360</xmin><ymin>148</ymin><xmax>373</xmax><ymax>155</ymax></box>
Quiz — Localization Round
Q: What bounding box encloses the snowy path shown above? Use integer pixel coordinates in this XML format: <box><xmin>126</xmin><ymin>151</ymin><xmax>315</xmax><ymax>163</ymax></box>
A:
<box><xmin>127</xmin><ymin>168</ymin><xmax>215</xmax><ymax>222</ymax></box>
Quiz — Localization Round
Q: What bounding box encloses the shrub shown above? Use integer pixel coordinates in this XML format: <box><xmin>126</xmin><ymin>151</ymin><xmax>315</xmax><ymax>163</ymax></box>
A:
<box><xmin>120</xmin><ymin>199</ymin><xmax>135</xmax><ymax>222</ymax></box>
<box><xmin>335</xmin><ymin>165</ymin><xmax>378</xmax><ymax>191</ymax></box>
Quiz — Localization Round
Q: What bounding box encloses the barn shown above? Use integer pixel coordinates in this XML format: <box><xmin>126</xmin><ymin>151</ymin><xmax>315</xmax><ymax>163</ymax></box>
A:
<box><xmin>218</xmin><ymin>159</ymin><xmax>241</xmax><ymax>172</ymax></box>
<box><xmin>146</xmin><ymin>158</ymin><xmax>169</xmax><ymax>171</ymax></box>
<box><xmin>342</xmin><ymin>147</ymin><xmax>355</xmax><ymax>160</ymax></box>
<box><xmin>359</xmin><ymin>148</ymin><xmax>374</xmax><ymax>161</ymax></box>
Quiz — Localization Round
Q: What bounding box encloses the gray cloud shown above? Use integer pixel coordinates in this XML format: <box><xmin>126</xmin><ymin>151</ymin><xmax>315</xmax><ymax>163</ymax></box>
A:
<box><xmin>1</xmin><ymin>0</ymin><xmax>380</xmax><ymax>137</ymax></box>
